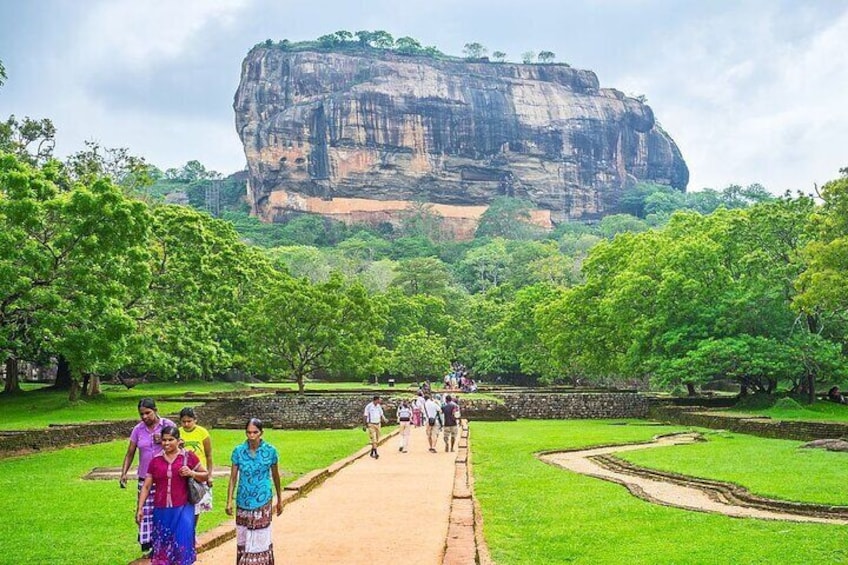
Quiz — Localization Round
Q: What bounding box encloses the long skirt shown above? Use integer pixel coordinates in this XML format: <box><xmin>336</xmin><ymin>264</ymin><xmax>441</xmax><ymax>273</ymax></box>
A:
<box><xmin>151</xmin><ymin>504</ymin><xmax>196</xmax><ymax>565</ymax></box>
<box><xmin>236</xmin><ymin>502</ymin><xmax>275</xmax><ymax>565</ymax></box>
<box><xmin>138</xmin><ymin>479</ymin><xmax>157</xmax><ymax>550</ymax></box>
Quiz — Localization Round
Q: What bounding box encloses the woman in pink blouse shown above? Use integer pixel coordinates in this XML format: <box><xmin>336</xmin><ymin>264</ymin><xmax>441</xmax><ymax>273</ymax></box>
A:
<box><xmin>136</xmin><ymin>425</ymin><xmax>209</xmax><ymax>565</ymax></box>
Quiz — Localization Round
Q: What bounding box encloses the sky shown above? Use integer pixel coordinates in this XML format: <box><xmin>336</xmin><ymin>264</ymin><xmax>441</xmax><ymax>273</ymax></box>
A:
<box><xmin>1</xmin><ymin>0</ymin><xmax>846</xmax><ymax>194</ymax></box>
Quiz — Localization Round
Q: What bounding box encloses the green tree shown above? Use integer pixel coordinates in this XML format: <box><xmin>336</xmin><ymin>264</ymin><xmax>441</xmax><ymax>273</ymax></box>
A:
<box><xmin>245</xmin><ymin>274</ymin><xmax>384</xmax><ymax>392</ymax></box>
<box><xmin>475</xmin><ymin>197</ymin><xmax>539</xmax><ymax>239</ymax></box>
<box><xmin>0</xmin><ymin>115</ymin><xmax>56</xmax><ymax>165</ymax></box>
<box><xmin>0</xmin><ymin>154</ymin><xmax>151</xmax><ymax>396</ymax></box>
<box><xmin>521</xmin><ymin>51</ymin><xmax>536</xmax><ymax>64</ymax></box>
<box><xmin>395</xmin><ymin>36</ymin><xmax>423</xmax><ymax>55</ymax></box>
<box><xmin>370</xmin><ymin>30</ymin><xmax>395</xmax><ymax>49</ymax></box>
<box><xmin>492</xmin><ymin>51</ymin><xmax>507</xmax><ymax>62</ymax></box>
<box><xmin>538</xmin><ymin>51</ymin><xmax>556</xmax><ymax>63</ymax></box>
<box><xmin>463</xmin><ymin>42</ymin><xmax>487</xmax><ymax>59</ymax></box>
<box><xmin>389</xmin><ymin>330</ymin><xmax>449</xmax><ymax>380</ymax></box>
<box><xmin>390</xmin><ymin>257</ymin><xmax>452</xmax><ymax>297</ymax></box>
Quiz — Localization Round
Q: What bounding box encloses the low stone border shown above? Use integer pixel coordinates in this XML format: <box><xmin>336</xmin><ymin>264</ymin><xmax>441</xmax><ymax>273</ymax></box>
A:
<box><xmin>128</xmin><ymin>428</ymin><xmax>400</xmax><ymax>565</ymax></box>
<box><xmin>591</xmin><ymin>453</ymin><xmax>848</xmax><ymax>520</ymax></box>
<box><xmin>442</xmin><ymin>421</ymin><xmax>492</xmax><ymax>565</ymax></box>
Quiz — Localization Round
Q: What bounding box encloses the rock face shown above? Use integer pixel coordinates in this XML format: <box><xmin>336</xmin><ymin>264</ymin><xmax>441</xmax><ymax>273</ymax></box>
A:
<box><xmin>234</xmin><ymin>47</ymin><xmax>688</xmax><ymax>235</ymax></box>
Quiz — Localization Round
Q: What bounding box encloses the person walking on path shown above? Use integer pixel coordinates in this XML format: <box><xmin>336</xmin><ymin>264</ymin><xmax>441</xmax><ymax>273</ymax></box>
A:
<box><xmin>120</xmin><ymin>398</ymin><xmax>177</xmax><ymax>557</ymax></box>
<box><xmin>396</xmin><ymin>399</ymin><xmax>412</xmax><ymax>453</ymax></box>
<box><xmin>422</xmin><ymin>394</ymin><xmax>443</xmax><ymax>453</ymax></box>
<box><xmin>412</xmin><ymin>391</ymin><xmax>424</xmax><ymax>427</ymax></box>
<box><xmin>136</xmin><ymin>425</ymin><xmax>209</xmax><ymax>565</ymax></box>
<box><xmin>178</xmin><ymin>407</ymin><xmax>214</xmax><ymax>525</ymax></box>
<box><xmin>363</xmin><ymin>395</ymin><xmax>387</xmax><ymax>459</ymax></box>
<box><xmin>226</xmin><ymin>418</ymin><xmax>283</xmax><ymax>565</ymax></box>
<box><xmin>441</xmin><ymin>395</ymin><xmax>460</xmax><ymax>452</ymax></box>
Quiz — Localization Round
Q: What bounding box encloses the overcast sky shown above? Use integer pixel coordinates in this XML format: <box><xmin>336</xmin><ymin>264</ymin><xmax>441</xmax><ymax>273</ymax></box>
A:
<box><xmin>1</xmin><ymin>0</ymin><xmax>846</xmax><ymax>193</ymax></box>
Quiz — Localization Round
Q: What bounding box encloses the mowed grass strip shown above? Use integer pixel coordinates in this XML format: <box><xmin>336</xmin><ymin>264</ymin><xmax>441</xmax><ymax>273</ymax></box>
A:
<box><xmin>472</xmin><ymin>420</ymin><xmax>847</xmax><ymax>565</ymax></box>
<box><xmin>618</xmin><ymin>430</ymin><xmax>848</xmax><ymax>506</ymax></box>
<box><xmin>720</xmin><ymin>400</ymin><xmax>848</xmax><ymax>422</ymax></box>
<box><xmin>0</xmin><ymin>428</ymin><xmax>368</xmax><ymax>565</ymax></box>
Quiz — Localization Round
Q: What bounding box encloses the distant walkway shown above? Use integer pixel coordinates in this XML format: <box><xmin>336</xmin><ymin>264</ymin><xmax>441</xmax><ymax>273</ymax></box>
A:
<box><xmin>197</xmin><ymin>426</ymin><xmax>458</xmax><ymax>564</ymax></box>
<box><xmin>540</xmin><ymin>433</ymin><xmax>848</xmax><ymax>524</ymax></box>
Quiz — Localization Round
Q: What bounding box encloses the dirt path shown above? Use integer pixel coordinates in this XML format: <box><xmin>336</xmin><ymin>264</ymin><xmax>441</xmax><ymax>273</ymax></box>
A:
<box><xmin>539</xmin><ymin>433</ymin><xmax>848</xmax><ymax>524</ymax></box>
<box><xmin>197</xmin><ymin>426</ymin><xmax>457</xmax><ymax>565</ymax></box>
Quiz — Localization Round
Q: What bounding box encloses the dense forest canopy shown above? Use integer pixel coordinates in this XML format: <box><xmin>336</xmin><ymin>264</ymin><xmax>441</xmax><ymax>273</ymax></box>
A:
<box><xmin>2</xmin><ymin>55</ymin><xmax>847</xmax><ymax>401</ymax></box>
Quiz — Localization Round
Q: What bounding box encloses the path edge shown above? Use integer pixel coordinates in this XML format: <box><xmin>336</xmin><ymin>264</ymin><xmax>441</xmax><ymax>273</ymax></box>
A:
<box><xmin>128</xmin><ymin>428</ymin><xmax>400</xmax><ymax>565</ymax></box>
<box><xmin>442</xmin><ymin>420</ymin><xmax>493</xmax><ymax>565</ymax></box>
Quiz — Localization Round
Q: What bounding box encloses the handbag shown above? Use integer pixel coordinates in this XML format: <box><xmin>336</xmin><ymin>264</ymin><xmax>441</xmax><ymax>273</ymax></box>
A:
<box><xmin>183</xmin><ymin>452</ymin><xmax>209</xmax><ymax>505</ymax></box>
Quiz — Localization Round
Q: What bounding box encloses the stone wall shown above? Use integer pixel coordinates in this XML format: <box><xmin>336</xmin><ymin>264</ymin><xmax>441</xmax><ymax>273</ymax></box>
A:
<box><xmin>200</xmin><ymin>391</ymin><xmax>648</xmax><ymax>429</ymax></box>
<box><xmin>650</xmin><ymin>406</ymin><xmax>848</xmax><ymax>441</ymax></box>
<box><xmin>500</xmin><ymin>392</ymin><xmax>650</xmax><ymax>419</ymax></box>
<box><xmin>199</xmin><ymin>393</ymin><xmax>514</xmax><ymax>429</ymax></box>
<box><xmin>0</xmin><ymin>420</ymin><xmax>136</xmax><ymax>455</ymax></box>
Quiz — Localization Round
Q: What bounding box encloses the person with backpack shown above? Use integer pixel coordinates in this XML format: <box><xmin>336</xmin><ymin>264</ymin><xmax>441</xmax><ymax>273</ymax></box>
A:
<box><xmin>441</xmin><ymin>395</ymin><xmax>461</xmax><ymax>452</ymax></box>
<box><xmin>396</xmin><ymin>399</ymin><xmax>413</xmax><ymax>453</ymax></box>
<box><xmin>422</xmin><ymin>394</ymin><xmax>443</xmax><ymax>453</ymax></box>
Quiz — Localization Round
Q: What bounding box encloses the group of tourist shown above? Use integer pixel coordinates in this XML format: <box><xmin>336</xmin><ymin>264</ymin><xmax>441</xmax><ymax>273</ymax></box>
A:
<box><xmin>443</xmin><ymin>362</ymin><xmax>478</xmax><ymax>393</ymax></box>
<box><xmin>122</xmin><ymin>399</ymin><xmax>281</xmax><ymax>565</ymax></box>
<box><xmin>364</xmin><ymin>393</ymin><xmax>462</xmax><ymax>458</ymax></box>
<box><xmin>123</xmin><ymin>382</ymin><xmax>468</xmax><ymax>564</ymax></box>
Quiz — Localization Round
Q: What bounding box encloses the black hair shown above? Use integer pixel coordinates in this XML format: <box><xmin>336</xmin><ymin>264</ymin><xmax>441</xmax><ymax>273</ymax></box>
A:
<box><xmin>138</xmin><ymin>398</ymin><xmax>157</xmax><ymax>411</ymax></box>
<box><xmin>161</xmin><ymin>425</ymin><xmax>180</xmax><ymax>439</ymax></box>
<box><xmin>246</xmin><ymin>418</ymin><xmax>264</xmax><ymax>433</ymax></box>
<box><xmin>445</xmin><ymin>395</ymin><xmax>452</xmax><ymax>401</ymax></box>
<box><xmin>373</xmin><ymin>395</ymin><xmax>380</xmax><ymax>400</ymax></box>
<box><xmin>179</xmin><ymin>407</ymin><xmax>197</xmax><ymax>419</ymax></box>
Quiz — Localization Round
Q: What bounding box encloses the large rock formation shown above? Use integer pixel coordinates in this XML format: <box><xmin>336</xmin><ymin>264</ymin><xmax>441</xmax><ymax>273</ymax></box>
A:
<box><xmin>234</xmin><ymin>46</ymin><xmax>688</xmax><ymax>236</ymax></box>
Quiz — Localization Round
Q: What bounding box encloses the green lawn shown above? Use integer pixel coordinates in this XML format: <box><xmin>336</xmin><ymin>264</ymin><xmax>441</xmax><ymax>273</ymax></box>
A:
<box><xmin>720</xmin><ymin>400</ymin><xmax>848</xmax><ymax>422</ymax></box>
<box><xmin>0</xmin><ymin>428</ymin><xmax>369</xmax><ymax>565</ymax></box>
<box><xmin>618</xmin><ymin>430</ymin><xmax>848</xmax><ymax>506</ymax></box>
<box><xmin>473</xmin><ymin>420</ymin><xmax>847</xmax><ymax>565</ymax></box>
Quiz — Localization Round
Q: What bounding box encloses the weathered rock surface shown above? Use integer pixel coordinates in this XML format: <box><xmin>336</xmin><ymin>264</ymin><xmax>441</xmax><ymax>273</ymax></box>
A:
<box><xmin>234</xmin><ymin>47</ymin><xmax>688</xmax><ymax>234</ymax></box>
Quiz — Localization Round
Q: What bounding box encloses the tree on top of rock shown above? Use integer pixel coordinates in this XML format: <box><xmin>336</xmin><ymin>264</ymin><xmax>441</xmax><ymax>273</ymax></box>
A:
<box><xmin>463</xmin><ymin>42</ymin><xmax>487</xmax><ymax>59</ymax></box>
<box><xmin>538</xmin><ymin>51</ymin><xmax>556</xmax><ymax>63</ymax></box>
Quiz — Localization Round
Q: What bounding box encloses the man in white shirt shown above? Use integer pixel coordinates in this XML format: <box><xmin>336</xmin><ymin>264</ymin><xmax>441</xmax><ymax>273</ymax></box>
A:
<box><xmin>363</xmin><ymin>395</ymin><xmax>387</xmax><ymax>459</ymax></box>
<box><xmin>422</xmin><ymin>394</ymin><xmax>443</xmax><ymax>453</ymax></box>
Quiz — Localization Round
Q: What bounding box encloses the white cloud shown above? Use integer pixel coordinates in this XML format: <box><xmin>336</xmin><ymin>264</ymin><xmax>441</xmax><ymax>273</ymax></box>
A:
<box><xmin>74</xmin><ymin>0</ymin><xmax>250</xmax><ymax>73</ymax></box>
<box><xmin>617</xmin><ymin>5</ymin><xmax>848</xmax><ymax>193</ymax></box>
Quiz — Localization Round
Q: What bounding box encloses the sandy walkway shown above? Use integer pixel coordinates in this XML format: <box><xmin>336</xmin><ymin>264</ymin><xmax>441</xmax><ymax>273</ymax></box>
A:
<box><xmin>197</xmin><ymin>426</ymin><xmax>457</xmax><ymax>565</ymax></box>
<box><xmin>540</xmin><ymin>433</ymin><xmax>848</xmax><ymax>524</ymax></box>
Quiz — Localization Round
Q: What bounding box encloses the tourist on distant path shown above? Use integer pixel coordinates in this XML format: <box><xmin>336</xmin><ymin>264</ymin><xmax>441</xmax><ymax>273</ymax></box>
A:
<box><xmin>226</xmin><ymin>418</ymin><xmax>283</xmax><ymax>565</ymax></box>
<box><xmin>422</xmin><ymin>394</ymin><xmax>443</xmax><ymax>453</ymax></box>
<box><xmin>136</xmin><ymin>425</ymin><xmax>208</xmax><ymax>565</ymax></box>
<box><xmin>441</xmin><ymin>395</ymin><xmax>461</xmax><ymax>452</ymax></box>
<box><xmin>120</xmin><ymin>398</ymin><xmax>177</xmax><ymax>557</ymax></box>
<box><xmin>363</xmin><ymin>395</ymin><xmax>387</xmax><ymax>459</ymax></box>
<box><xmin>413</xmin><ymin>391</ymin><xmax>425</xmax><ymax>427</ymax></box>
<box><xmin>397</xmin><ymin>399</ymin><xmax>413</xmax><ymax>453</ymax></box>
<box><xmin>827</xmin><ymin>386</ymin><xmax>847</xmax><ymax>404</ymax></box>
<box><xmin>179</xmin><ymin>407</ymin><xmax>214</xmax><ymax>526</ymax></box>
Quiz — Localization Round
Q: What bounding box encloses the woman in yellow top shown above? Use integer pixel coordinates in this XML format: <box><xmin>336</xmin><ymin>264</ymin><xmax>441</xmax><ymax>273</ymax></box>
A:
<box><xmin>179</xmin><ymin>407</ymin><xmax>214</xmax><ymax>524</ymax></box>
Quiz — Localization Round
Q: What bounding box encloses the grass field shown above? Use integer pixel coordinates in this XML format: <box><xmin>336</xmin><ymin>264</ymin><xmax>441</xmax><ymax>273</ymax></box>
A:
<box><xmin>618</xmin><ymin>430</ymin><xmax>848</xmax><ymax>506</ymax></box>
<box><xmin>0</xmin><ymin>427</ymin><xmax>370</xmax><ymax>565</ymax></box>
<box><xmin>472</xmin><ymin>420</ymin><xmax>847</xmax><ymax>565</ymax></box>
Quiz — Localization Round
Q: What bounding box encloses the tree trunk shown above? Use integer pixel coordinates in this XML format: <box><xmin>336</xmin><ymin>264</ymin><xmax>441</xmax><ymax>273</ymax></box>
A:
<box><xmin>686</xmin><ymin>383</ymin><xmax>697</xmax><ymax>397</ymax></box>
<box><xmin>53</xmin><ymin>355</ymin><xmax>72</xmax><ymax>389</ymax></box>
<box><xmin>297</xmin><ymin>374</ymin><xmax>305</xmax><ymax>394</ymax></box>
<box><xmin>807</xmin><ymin>373</ymin><xmax>816</xmax><ymax>405</ymax></box>
<box><xmin>68</xmin><ymin>379</ymin><xmax>81</xmax><ymax>401</ymax></box>
<box><xmin>86</xmin><ymin>375</ymin><xmax>102</xmax><ymax>396</ymax></box>
<box><xmin>3</xmin><ymin>357</ymin><xmax>21</xmax><ymax>393</ymax></box>
<box><xmin>81</xmin><ymin>373</ymin><xmax>91</xmax><ymax>396</ymax></box>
